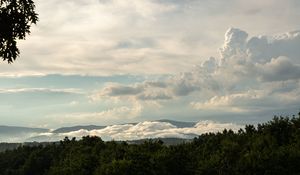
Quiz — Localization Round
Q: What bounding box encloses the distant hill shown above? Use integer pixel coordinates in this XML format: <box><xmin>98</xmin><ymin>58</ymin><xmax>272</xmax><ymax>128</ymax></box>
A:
<box><xmin>52</xmin><ymin>125</ymin><xmax>106</xmax><ymax>133</ymax></box>
<box><xmin>0</xmin><ymin>125</ymin><xmax>49</xmax><ymax>135</ymax></box>
<box><xmin>0</xmin><ymin>126</ymin><xmax>50</xmax><ymax>143</ymax></box>
<box><xmin>51</xmin><ymin>120</ymin><xmax>196</xmax><ymax>133</ymax></box>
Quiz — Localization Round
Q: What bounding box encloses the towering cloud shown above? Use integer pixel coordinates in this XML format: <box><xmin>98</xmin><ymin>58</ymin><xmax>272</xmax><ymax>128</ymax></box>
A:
<box><xmin>220</xmin><ymin>28</ymin><xmax>249</xmax><ymax>59</ymax></box>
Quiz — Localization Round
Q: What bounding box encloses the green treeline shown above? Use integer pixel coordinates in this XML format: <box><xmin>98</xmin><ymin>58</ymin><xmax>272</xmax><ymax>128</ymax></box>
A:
<box><xmin>1</xmin><ymin>115</ymin><xmax>300</xmax><ymax>175</ymax></box>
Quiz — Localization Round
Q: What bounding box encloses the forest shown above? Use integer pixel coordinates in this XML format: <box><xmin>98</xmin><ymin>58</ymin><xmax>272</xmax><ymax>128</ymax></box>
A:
<box><xmin>0</xmin><ymin>114</ymin><xmax>300</xmax><ymax>175</ymax></box>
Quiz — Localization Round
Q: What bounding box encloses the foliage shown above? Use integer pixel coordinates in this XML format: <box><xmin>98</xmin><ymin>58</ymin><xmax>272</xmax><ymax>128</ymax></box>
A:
<box><xmin>0</xmin><ymin>0</ymin><xmax>38</xmax><ymax>63</ymax></box>
<box><xmin>1</xmin><ymin>114</ymin><xmax>300</xmax><ymax>174</ymax></box>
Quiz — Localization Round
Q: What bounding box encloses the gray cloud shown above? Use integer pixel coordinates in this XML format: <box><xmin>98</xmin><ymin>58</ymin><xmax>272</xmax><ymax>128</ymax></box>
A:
<box><xmin>102</xmin><ymin>84</ymin><xmax>144</xmax><ymax>96</ymax></box>
<box><xmin>143</xmin><ymin>81</ymin><xmax>168</xmax><ymax>88</ymax></box>
<box><xmin>137</xmin><ymin>92</ymin><xmax>172</xmax><ymax>101</ymax></box>
<box><xmin>94</xmin><ymin>81</ymin><xmax>173</xmax><ymax>102</ymax></box>
<box><xmin>257</xmin><ymin>57</ymin><xmax>300</xmax><ymax>82</ymax></box>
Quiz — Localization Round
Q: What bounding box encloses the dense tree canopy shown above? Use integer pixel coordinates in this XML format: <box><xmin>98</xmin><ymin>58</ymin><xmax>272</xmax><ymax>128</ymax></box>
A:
<box><xmin>0</xmin><ymin>0</ymin><xmax>38</xmax><ymax>63</ymax></box>
<box><xmin>1</xmin><ymin>114</ymin><xmax>300</xmax><ymax>174</ymax></box>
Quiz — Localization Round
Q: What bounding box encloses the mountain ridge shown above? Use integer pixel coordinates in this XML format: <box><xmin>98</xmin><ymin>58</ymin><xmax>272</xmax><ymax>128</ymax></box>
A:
<box><xmin>0</xmin><ymin>125</ymin><xmax>49</xmax><ymax>135</ymax></box>
<box><xmin>0</xmin><ymin>119</ymin><xmax>197</xmax><ymax>134</ymax></box>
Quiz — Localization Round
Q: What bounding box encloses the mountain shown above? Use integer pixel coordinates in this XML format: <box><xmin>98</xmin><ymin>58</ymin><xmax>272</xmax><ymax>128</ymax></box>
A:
<box><xmin>52</xmin><ymin>120</ymin><xmax>197</xmax><ymax>134</ymax></box>
<box><xmin>0</xmin><ymin>125</ymin><xmax>49</xmax><ymax>135</ymax></box>
<box><xmin>0</xmin><ymin>125</ymin><xmax>50</xmax><ymax>143</ymax></box>
<box><xmin>52</xmin><ymin>125</ymin><xmax>106</xmax><ymax>133</ymax></box>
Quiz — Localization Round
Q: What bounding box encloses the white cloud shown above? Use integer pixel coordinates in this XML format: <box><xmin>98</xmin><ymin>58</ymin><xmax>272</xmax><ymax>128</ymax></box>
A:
<box><xmin>24</xmin><ymin>120</ymin><xmax>243</xmax><ymax>142</ymax></box>
<box><xmin>247</xmin><ymin>30</ymin><xmax>300</xmax><ymax>63</ymax></box>
<box><xmin>65</xmin><ymin>120</ymin><xmax>241</xmax><ymax>141</ymax></box>
<box><xmin>220</xmin><ymin>28</ymin><xmax>300</xmax><ymax>65</ymax></box>
<box><xmin>220</xmin><ymin>28</ymin><xmax>249</xmax><ymax>59</ymax></box>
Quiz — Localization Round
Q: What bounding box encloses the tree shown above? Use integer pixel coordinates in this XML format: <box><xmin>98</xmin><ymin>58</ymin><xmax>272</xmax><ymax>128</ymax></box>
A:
<box><xmin>0</xmin><ymin>0</ymin><xmax>38</xmax><ymax>63</ymax></box>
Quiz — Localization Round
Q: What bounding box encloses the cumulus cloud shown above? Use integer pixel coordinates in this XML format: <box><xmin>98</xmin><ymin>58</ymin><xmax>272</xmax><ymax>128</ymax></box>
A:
<box><xmin>188</xmin><ymin>28</ymin><xmax>300</xmax><ymax>113</ymax></box>
<box><xmin>220</xmin><ymin>28</ymin><xmax>300</xmax><ymax>64</ymax></box>
<box><xmin>247</xmin><ymin>30</ymin><xmax>300</xmax><ymax>63</ymax></box>
<box><xmin>220</xmin><ymin>28</ymin><xmax>249</xmax><ymax>59</ymax></box>
<box><xmin>218</xmin><ymin>28</ymin><xmax>300</xmax><ymax>85</ymax></box>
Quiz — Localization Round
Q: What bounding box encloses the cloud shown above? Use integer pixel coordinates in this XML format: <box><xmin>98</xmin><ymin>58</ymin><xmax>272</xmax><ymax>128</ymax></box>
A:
<box><xmin>137</xmin><ymin>92</ymin><xmax>172</xmax><ymax>101</ymax></box>
<box><xmin>220</xmin><ymin>28</ymin><xmax>300</xmax><ymax>65</ymax></box>
<box><xmin>220</xmin><ymin>28</ymin><xmax>249</xmax><ymax>59</ymax></box>
<box><xmin>1</xmin><ymin>0</ymin><xmax>300</xmax><ymax>128</ymax></box>
<box><xmin>92</xmin><ymin>28</ymin><xmax>300</xmax><ymax>115</ymax></box>
<box><xmin>171</xmin><ymin>72</ymin><xmax>200</xmax><ymax>96</ymax></box>
<box><xmin>3</xmin><ymin>0</ymin><xmax>299</xmax><ymax>77</ymax></box>
<box><xmin>101</xmin><ymin>84</ymin><xmax>144</xmax><ymax>96</ymax></box>
<box><xmin>247</xmin><ymin>30</ymin><xmax>300</xmax><ymax>63</ymax></box>
<box><xmin>4</xmin><ymin>0</ymin><xmax>190</xmax><ymax>76</ymax></box>
<box><xmin>190</xmin><ymin>90</ymin><xmax>275</xmax><ymax>112</ymax></box>
<box><xmin>64</xmin><ymin>120</ymin><xmax>242</xmax><ymax>141</ymax></box>
<box><xmin>92</xmin><ymin>81</ymin><xmax>173</xmax><ymax>102</ymax></box>
<box><xmin>50</xmin><ymin>103</ymin><xmax>143</xmax><ymax>124</ymax></box>
<box><xmin>0</xmin><ymin>88</ymin><xmax>83</xmax><ymax>94</ymax></box>
<box><xmin>23</xmin><ymin>120</ymin><xmax>243</xmax><ymax>142</ymax></box>
<box><xmin>256</xmin><ymin>56</ymin><xmax>300</xmax><ymax>82</ymax></box>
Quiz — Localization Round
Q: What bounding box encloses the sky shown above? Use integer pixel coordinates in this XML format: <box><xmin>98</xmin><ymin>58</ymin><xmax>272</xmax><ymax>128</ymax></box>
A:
<box><xmin>1</xmin><ymin>0</ymin><xmax>300</xmax><ymax>129</ymax></box>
